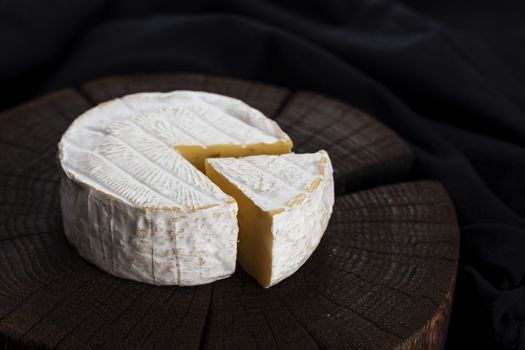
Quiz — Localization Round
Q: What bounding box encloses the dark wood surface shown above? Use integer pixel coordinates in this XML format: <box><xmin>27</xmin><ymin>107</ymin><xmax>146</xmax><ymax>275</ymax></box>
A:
<box><xmin>0</xmin><ymin>73</ymin><xmax>459</xmax><ymax>349</ymax></box>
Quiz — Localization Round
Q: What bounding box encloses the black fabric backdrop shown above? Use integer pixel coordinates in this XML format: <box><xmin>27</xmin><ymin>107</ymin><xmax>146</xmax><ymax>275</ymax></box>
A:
<box><xmin>2</xmin><ymin>1</ymin><xmax>525</xmax><ymax>349</ymax></box>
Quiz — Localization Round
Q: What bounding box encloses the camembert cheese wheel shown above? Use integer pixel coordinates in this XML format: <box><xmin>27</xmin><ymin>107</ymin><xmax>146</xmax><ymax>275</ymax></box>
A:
<box><xmin>205</xmin><ymin>151</ymin><xmax>334</xmax><ymax>287</ymax></box>
<box><xmin>58</xmin><ymin>91</ymin><xmax>292</xmax><ymax>286</ymax></box>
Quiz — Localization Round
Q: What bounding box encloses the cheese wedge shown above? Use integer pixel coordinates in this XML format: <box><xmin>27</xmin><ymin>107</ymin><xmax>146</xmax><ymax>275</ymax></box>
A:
<box><xmin>58</xmin><ymin>91</ymin><xmax>292</xmax><ymax>286</ymax></box>
<box><xmin>205</xmin><ymin>151</ymin><xmax>334</xmax><ymax>287</ymax></box>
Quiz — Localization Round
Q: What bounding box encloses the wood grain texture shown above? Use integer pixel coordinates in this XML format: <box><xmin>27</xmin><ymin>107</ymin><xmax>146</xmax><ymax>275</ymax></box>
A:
<box><xmin>0</xmin><ymin>74</ymin><xmax>458</xmax><ymax>350</ymax></box>
<box><xmin>274</xmin><ymin>91</ymin><xmax>413</xmax><ymax>194</ymax></box>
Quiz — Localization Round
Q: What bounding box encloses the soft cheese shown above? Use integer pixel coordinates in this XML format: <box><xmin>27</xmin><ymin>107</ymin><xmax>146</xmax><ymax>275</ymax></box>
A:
<box><xmin>205</xmin><ymin>151</ymin><xmax>334</xmax><ymax>288</ymax></box>
<box><xmin>58</xmin><ymin>91</ymin><xmax>292</xmax><ymax>286</ymax></box>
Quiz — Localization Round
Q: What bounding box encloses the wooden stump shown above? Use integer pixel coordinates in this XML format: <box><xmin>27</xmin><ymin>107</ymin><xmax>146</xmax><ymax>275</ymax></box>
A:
<box><xmin>0</xmin><ymin>73</ymin><xmax>459</xmax><ymax>350</ymax></box>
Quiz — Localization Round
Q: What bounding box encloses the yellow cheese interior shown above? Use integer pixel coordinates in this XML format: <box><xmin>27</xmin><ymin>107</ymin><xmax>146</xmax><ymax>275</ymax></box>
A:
<box><xmin>175</xmin><ymin>138</ymin><xmax>292</xmax><ymax>287</ymax></box>
<box><xmin>176</xmin><ymin>140</ymin><xmax>292</xmax><ymax>172</ymax></box>
<box><xmin>205</xmin><ymin>161</ymin><xmax>274</xmax><ymax>287</ymax></box>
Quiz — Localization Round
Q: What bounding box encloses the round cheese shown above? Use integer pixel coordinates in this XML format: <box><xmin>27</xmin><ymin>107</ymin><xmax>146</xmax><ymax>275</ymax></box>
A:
<box><xmin>58</xmin><ymin>91</ymin><xmax>292</xmax><ymax>286</ymax></box>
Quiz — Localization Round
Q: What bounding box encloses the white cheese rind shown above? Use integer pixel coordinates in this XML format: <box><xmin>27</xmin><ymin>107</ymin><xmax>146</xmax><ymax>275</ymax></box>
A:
<box><xmin>206</xmin><ymin>151</ymin><xmax>334</xmax><ymax>287</ymax></box>
<box><xmin>58</xmin><ymin>91</ymin><xmax>291</xmax><ymax>286</ymax></box>
<box><xmin>270</xmin><ymin>156</ymin><xmax>334</xmax><ymax>286</ymax></box>
<box><xmin>60</xmin><ymin>176</ymin><xmax>238</xmax><ymax>285</ymax></box>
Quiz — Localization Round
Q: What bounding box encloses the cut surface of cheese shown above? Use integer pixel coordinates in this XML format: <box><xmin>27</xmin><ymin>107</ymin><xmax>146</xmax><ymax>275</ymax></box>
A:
<box><xmin>205</xmin><ymin>151</ymin><xmax>334</xmax><ymax>288</ymax></box>
<box><xmin>58</xmin><ymin>90</ymin><xmax>292</xmax><ymax>286</ymax></box>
